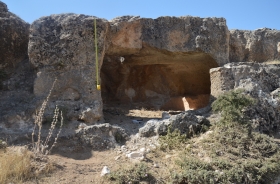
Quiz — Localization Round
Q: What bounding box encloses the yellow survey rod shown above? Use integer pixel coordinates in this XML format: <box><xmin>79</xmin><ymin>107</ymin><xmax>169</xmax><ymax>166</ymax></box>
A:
<box><xmin>94</xmin><ymin>18</ymin><xmax>101</xmax><ymax>90</ymax></box>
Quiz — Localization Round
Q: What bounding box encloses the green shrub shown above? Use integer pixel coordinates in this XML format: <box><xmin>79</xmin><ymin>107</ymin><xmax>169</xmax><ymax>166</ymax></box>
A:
<box><xmin>173</xmin><ymin>136</ymin><xmax>280</xmax><ymax>184</ymax></box>
<box><xmin>159</xmin><ymin>128</ymin><xmax>187</xmax><ymax>151</ymax></box>
<box><xmin>212</xmin><ymin>89</ymin><xmax>255</xmax><ymax>126</ymax></box>
<box><xmin>108</xmin><ymin>163</ymin><xmax>152</xmax><ymax>184</ymax></box>
<box><xmin>169</xmin><ymin>89</ymin><xmax>280</xmax><ymax>184</ymax></box>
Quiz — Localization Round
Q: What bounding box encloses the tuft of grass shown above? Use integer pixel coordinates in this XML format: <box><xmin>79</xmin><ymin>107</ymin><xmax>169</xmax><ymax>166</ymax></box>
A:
<box><xmin>107</xmin><ymin>163</ymin><xmax>152</xmax><ymax>184</ymax></box>
<box><xmin>0</xmin><ymin>147</ymin><xmax>55</xmax><ymax>183</ymax></box>
<box><xmin>0</xmin><ymin>147</ymin><xmax>33</xmax><ymax>183</ymax></box>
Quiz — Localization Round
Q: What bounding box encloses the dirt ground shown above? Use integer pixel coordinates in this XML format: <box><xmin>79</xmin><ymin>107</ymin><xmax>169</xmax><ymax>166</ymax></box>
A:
<box><xmin>24</xmin><ymin>107</ymin><xmax>171</xmax><ymax>184</ymax></box>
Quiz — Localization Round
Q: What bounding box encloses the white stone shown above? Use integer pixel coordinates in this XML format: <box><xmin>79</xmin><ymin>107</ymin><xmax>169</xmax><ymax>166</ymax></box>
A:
<box><xmin>127</xmin><ymin>151</ymin><xmax>145</xmax><ymax>161</ymax></box>
<box><xmin>100</xmin><ymin>166</ymin><xmax>110</xmax><ymax>176</ymax></box>
<box><xmin>139</xmin><ymin>147</ymin><xmax>145</xmax><ymax>153</ymax></box>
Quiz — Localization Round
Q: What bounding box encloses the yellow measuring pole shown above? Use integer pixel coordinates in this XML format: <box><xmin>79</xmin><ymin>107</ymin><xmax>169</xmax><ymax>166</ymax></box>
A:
<box><xmin>94</xmin><ymin>18</ymin><xmax>101</xmax><ymax>90</ymax></box>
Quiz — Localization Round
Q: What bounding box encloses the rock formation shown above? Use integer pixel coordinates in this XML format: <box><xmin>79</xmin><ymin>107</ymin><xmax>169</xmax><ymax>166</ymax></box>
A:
<box><xmin>210</xmin><ymin>62</ymin><xmax>280</xmax><ymax>133</ymax></box>
<box><xmin>29</xmin><ymin>14</ymin><xmax>108</xmax><ymax>123</ymax></box>
<box><xmin>230</xmin><ymin>28</ymin><xmax>280</xmax><ymax>62</ymax></box>
<box><xmin>139</xmin><ymin>111</ymin><xmax>210</xmax><ymax>137</ymax></box>
<box><xmin>29</xmin><ymin>15</ymin><xmax>232</xmax><ymax>121</ymax></box>
<box><xmin>0</xmin><ymin>0</ymin><xmax>279</xmax><ymax>127</ymax></box>
<box><xmin>0</xmin><ymin>1</ymin><xmax>29</xmax><ymax>70</ymax></box>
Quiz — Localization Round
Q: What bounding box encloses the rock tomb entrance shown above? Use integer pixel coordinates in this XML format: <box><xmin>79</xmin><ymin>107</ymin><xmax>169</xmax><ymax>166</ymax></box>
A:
<box><xmin>101</xmin><ymin>45</ymin><xmax>218</xmax><ymax>111</ymax></box>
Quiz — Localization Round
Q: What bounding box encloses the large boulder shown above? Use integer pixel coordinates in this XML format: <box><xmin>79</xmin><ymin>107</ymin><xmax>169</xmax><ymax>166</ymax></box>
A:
<box><xmin>0</xmin><ymin>1</ymin><xmax>29</xmax><ymax>70</ymax></box>
<box><xmin>210</xmin><ymin>62</ymin><xmax>280</xmax><ymax>133</ymax></box>
<box><xmin>75</xmin><ymin>123</ymin><xmax>128</xmax><ymax>149</ymax></box>
<box><xmin>28</xmin><ymin>14</ymin><xmax>108</xmax><ymax>123</ymax></box>
<box><xmin>230</xmin><ymin>28</ymin><xmax>280</xmax><ymax>62</ymax></box>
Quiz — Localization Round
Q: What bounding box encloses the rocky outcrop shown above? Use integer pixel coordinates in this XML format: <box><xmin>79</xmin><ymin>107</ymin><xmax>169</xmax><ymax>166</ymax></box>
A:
<box><xmin>210</xmin><ymin>62</ymin><xmax>280</xmax><ymax>133</ymax></box>
<box><xmin>230</xmin><ymin>28</ymin><xmax>280</xmax><ymax>62</ymax></box>
<box><xmin>76</xmin><ymin>123</ymin><xmax>128</xmax><ymax>149</ymax></box>
<box><xmin>29</xmin><ymin>14</ymin><xmax>109</xmax><ymax>123</ymax></box>
<box><xmin>28</xmin><ymin>15</ymin><xmax>231</xmax><ymax>120</ymax></box>
<box><xmin>0</xmin><ymin>1</ymin><xmax>29</xmax><ymax>70</ymax></box>
<box><xmin>139</xmin><ymin>111</ymin><xmax>210</xmax><ymax>137</ymax></box>
<box><xmin>27</xmin><ymin>13</ymin><xmax>280</xmax><ymax>123</ymax></box>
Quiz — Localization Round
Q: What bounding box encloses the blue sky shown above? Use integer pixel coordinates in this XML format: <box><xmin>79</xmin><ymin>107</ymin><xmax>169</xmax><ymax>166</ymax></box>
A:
<box><xmin>2</xmin><ymin>0</ymin><xmax>280</xmax><ymax>30</ymax></box>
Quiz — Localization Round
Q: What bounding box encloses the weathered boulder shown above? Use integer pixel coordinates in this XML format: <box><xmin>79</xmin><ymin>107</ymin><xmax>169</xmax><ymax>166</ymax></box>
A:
<box><xmin>210</xmin><ymin>62</ymin><xmax>280</xmax><ymax>133</ymax></box>
<box><xmin>28</xmin><ymin>14</ymin><xmax>109</xmax><ymax>123</ymax></box>
<box><xmin>139</xmin><ymin>111</ymin><xmax>210</xmax><ymax>137</ymax></box>
<box><xmin>230</xmin><ymin>28</ymin><xmax>280</xmax><ymax>62</ymax></box>
<box><xmin>0</xmin><ymin>1</ymin><xmax>29</xmax><ymax>70</ymax></box>
<box><xmin>76</xmin><ymin>123</ymin><xmax>128</xmax><ymax>149</ymax></box>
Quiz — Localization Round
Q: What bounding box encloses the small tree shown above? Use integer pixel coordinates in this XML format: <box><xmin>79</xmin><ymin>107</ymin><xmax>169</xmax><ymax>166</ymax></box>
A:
<box><xmin>212</xmin><ymin>89</ymin><xmax>255</xmax><ymax>126</ymax></box>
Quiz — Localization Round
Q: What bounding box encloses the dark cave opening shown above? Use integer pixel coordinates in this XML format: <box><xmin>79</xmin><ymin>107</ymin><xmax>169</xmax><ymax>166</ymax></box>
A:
<box><xmin>101</xmin><ymin>46</ymin><xmax>218</xmax><ymax>111</ymax></box>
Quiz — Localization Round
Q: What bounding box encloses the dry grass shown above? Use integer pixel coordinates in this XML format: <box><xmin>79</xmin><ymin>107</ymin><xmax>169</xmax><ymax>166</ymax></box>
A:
<box><xmin>263</xmin><ymin>60</ymin><xmax>280</xmax><ymax>65</ymax></box>
<box><xmin>0</xmin><ymin>147</ymin><xmax>32</xmax><ymax>183</ymax></box>
<box><xmin>0</xmin><ymin>147</ymin><xmax>55</xmax><ymax>183</ymax></box>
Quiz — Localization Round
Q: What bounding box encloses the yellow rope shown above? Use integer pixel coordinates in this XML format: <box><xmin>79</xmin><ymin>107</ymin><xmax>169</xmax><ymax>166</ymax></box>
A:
<box><xmin>94</xmin><ymin>18</ymin><xmax>100</xmax><ymax>90</ymax></box>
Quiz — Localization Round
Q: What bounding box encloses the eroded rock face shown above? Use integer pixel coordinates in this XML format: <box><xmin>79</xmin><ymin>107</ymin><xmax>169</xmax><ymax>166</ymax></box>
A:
<box><xmin>29</xmin><ymin>14</ymin><xmax>108</xmax><ymax>123</ymax></box>
<box><xmin>230</xmin><ymin>28</ymin><xmax>280</xmax><ymax>62</ymax></box>
<box><xmin>0</xmin><ymin>1</ymin><xmax>29</xmax><ymax>69</ymax></box>
<box><xmin>210</xmin><ymin>62</ymin><xmax>280</xmax><ymax>133</ymax></box>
